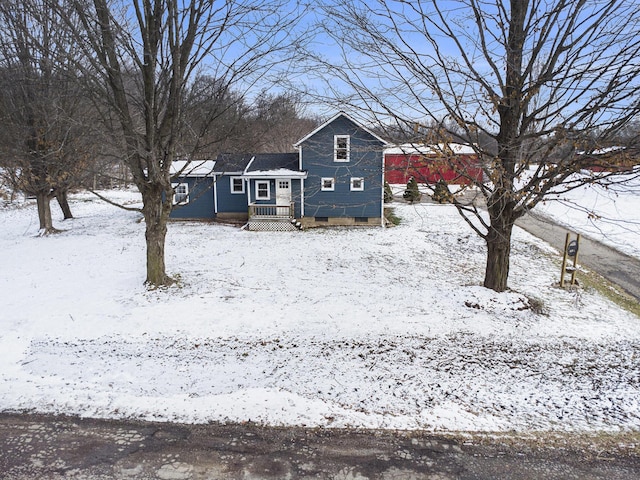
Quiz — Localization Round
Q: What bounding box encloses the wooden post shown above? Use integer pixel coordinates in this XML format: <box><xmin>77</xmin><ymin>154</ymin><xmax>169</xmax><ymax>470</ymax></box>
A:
<box><xmin>570</xmin><ymin>234</ymin><xmax>580</xmax><ymax>286</ymax></box>
<box><xmin>560</xmin><ymin>232</ymin><xmax>570</xmax><ymax>288</ymax></box>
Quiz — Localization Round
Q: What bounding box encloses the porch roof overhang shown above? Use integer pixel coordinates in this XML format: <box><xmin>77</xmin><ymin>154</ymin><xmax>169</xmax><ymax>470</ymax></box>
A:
<box><xmin>242</xmin><ymin>168</ymin><xmax>308</xmax><ymax>179</ymax></box>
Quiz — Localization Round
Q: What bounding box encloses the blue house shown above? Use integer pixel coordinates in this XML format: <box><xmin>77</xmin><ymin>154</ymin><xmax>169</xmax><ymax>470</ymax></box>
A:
<box><xmin>170</xmin><ymin>112</ymin><xmax>388</xmax><ymax>230</ymax></box>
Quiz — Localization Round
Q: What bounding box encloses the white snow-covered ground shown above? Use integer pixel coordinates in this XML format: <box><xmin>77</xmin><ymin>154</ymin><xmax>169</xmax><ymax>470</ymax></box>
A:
<box><xmin>535</xmin><ymin>173</ymin><xmax>640</xmax><ymax>260</ymax></box>
<box><xmin>0</xmin><ymin>190</ymin><xmax>639</xmax><ymax>432</ymax></box>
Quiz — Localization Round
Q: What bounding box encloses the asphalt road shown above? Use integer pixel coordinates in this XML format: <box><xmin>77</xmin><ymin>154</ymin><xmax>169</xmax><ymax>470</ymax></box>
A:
<box><xmin>516</xmin><ymin>211</ymin><xmax>640</xmax><ymax>302</ymax></box>
<box><xmin>1</xmin><ymin>413</ymin><xmax>640</xmax><ymax>479</ymax></box>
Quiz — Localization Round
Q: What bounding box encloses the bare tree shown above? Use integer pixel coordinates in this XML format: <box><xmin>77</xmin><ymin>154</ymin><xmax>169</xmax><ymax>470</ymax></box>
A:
<box><xmin>0</xmin><ymin>0</ymin><xmax>92</xmax><ymax>232</ymax></box>
<box><xmin>60</xmin><ymin>0</ymin><xmax>304</xmax><ymax>286</ymax></box>
<box><xmin>318</xmin><ymin>0</ymin><xmax>640</xmax><ymax>292</ymax></box>
<box><xmin>249</xmin><ymin>92</ymin><xmax>319</xmax><ymax>152</ymax></box>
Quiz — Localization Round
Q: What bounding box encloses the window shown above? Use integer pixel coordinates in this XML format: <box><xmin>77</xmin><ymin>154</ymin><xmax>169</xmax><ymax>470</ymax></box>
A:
<box><xmin>172</xmin><ymin>183</ymin><xmax>189</xmax><ymax>205</ymax></box>
<box><xmin>334</xmin><ymin>135</ymin><xmax>350</xmax><ymax>162</ymax></box>
<box><xmin>350</xmin><ymin>177</ymin><xmax>364</xmax><ymax>191</ymax></box>
<box><xmin>321</xmin><ymin>177</ymin><xmax>335</xmax><ymax>191</ymax></box>
<box><xmin>230</xmin><ymin>177</ymin><xmax>244</xmax><ymax>194</ymax></box>
<box><xmin>278</xmin><ymin>180</ymin><xmax>290</xmax><ymax>190</ymax></box>
<box><xmin>355</xmin><ymin>217</ymin><xmax>369</xmax><ymax>223</ymax></box>
<box><xmin>256</xmin><ymin>180</ymin><xmax>270</xmax><ymax>200</ymax></box>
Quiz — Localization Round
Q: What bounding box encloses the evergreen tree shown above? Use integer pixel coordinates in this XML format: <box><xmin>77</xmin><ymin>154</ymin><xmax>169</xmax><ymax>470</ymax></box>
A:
<box><xmin>403</xmin><ymin>177</ymin><xmax>421</xmax><ymax>204</ymax></box>
<box><xmin>432</xmin><ymin>180</ymin><xmax>453</xmax><ymax>204</ymax></box>
<box><xmin>384</xmin><ymin>181</ymin><xmax>393</xmax><ymax>203</ymax></box>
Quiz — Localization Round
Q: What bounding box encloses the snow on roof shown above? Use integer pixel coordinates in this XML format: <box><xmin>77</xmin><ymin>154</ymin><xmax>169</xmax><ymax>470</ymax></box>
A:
<box><xmin>242</xmin><ymin>168</ymin><xmax>307</xmax><ymax>179</ymax></box>
<box><xmin>171</xmin><ymin>160</ymin><xmax>216</xmax><ymax>177</ymax></box>
<box><xmin>384</xmin><ymin>143</ymin><xmax>476</xmax><ymax>156</ymax></box>
<box><xmin>576</xmin><ymin>146</ymin><xmax>626</xmax><ymax>155</ymax></box>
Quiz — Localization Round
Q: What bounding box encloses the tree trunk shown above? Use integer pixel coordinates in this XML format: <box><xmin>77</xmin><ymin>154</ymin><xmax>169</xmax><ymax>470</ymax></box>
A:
<box><xmin>483</xmin><ymin>219</ymin><xmax>515</xmax><ymax>292</ymax></box>
<box><xmin>141</xmin><ymin>187</ymin><xmax>173</xmax><ymax>287</ymax></box>
<box><xmin>56</xmin><ymin>190</ymin><xmax>73</xmax><ymax>219</ymax></box>
<box><xmin>36</xmin><ymin>191</ymin><xmax>55</xmax><ymax>235</ymax></box>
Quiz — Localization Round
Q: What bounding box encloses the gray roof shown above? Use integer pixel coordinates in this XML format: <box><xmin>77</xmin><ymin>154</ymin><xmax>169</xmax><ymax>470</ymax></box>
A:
<box><xmin>214</xmin><ymin>153</ymin><xmax>254</xmax><ymax>173</ymax></box>
<box><xmin>214</xmin><ymin>152</ymin><xmax>301</xmax><ymax>174</ymax></box>
<box><xmin>245</xmin><ymin>153</ymin><xmax>299</xmax><ymax>173</ymax></box>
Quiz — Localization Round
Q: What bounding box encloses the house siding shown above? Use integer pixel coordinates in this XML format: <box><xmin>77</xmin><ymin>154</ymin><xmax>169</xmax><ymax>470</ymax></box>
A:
<box><xmin>216</xmin><ymin>175</ymin><xmax>250</xmax><ymax>215</ymax></box>
<box><xmin>170</xmin><ymin>177</ymin><xmax>215</xmax><ymax>220</ymax></box>
<box><xmin>299</xmin><ymin>115</ymin><xmax>384</xmax><ymax>219</ymax></box>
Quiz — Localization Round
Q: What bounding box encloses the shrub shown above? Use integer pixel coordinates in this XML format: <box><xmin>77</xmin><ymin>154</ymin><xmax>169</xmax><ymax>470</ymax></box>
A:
<box><xmin>384</xmin><ymin>207</ymin><xmax>401</xmax><ymax>226</ymax></box>
<box><xmin>384</xmin><ymin>182</ymin><xmax>393</xmax><ymax>203</ymax></box>
<box><xmin>431</xmin><ymin>180</ymin><xmax>453</xmax><ymax>204</ymax></box>
<box><xmin>403</xmin><ymin>177</ymin><xmax>421</xmax><ymax>203</ymax></box>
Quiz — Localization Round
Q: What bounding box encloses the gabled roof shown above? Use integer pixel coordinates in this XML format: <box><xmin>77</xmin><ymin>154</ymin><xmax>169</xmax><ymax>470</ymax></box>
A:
<box><xmin>245</xmin><ymin>153</ymin><xmax>299</xmax><ymax>173</ymax></box>
<box><xmin>243</xmin><ymin>153</ymin><xmax>306</xmax><ymax>178</ymax></box>
<box><xmin>213</xmin><ymin>153</ymin><xmax>254</xmax><ymax>173</ymax></box>
<box><xmin>293</xmin><ymin>111</ymin><xmax>388</xmax><ymax>147</ymax></box>
<box><xmin>213</xmin><ymin>152</ymin><xmax>306</xmax><ymax>178</ymax></box>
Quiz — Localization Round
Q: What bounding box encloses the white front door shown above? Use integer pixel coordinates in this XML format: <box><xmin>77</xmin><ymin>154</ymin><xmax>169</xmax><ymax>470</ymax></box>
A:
<box><xmin>275</xmin><ymin>179</ymin><xmax>291</xmax><ymax>216</ymax></box>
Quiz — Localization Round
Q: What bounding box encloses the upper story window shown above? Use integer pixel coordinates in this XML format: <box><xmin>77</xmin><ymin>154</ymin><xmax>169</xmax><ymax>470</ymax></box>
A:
<box><xmin>230</xmin><ymin>176</ymin><xmax>244</xmax><ymax>194</ymax></box>
<box><xmin>334</xmin><ymin>135</ymin><xmax>350</xmax><ymax>162</ymax></box>
<box><xmin>172</xmin><ymin>183</ymin><xmax>189</xmax><ymax>205</ymax></box>
<box><xmin>256</xmin><ymin>180</ymin><xmax>270</xmax><ymax>200</ymax></box>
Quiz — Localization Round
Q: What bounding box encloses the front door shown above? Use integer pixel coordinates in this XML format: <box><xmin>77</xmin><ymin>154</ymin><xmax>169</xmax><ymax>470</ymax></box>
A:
<box><xmin>275</xmin><ymin>179</ymin><xmax>291</xmax><ymax>216</ymax></box>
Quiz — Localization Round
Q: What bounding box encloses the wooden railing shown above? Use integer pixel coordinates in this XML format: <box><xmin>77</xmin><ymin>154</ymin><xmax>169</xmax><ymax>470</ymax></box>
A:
<box><xmin>249</xmin><ymin>202</ymin><xmax>294</xmax><ymax>219</ymax></box>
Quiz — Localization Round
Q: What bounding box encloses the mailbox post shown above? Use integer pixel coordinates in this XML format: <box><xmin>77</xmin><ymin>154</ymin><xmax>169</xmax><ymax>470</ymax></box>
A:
<box><xmin>560</xmin><ymin>233</ymin><xmax>581</xmax><ymax>288</ymax></box>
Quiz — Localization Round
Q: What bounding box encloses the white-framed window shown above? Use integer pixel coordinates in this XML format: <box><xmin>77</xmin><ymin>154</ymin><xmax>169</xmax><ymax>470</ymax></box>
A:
<box><xmin>334</xmin><ymin>135</ymin><xmax>350</xmax><ymax>162</ymax></box>
<box><xmin>172</xmin><ymin>182</ymin><xmax>189</xmax><ymax>205</ymax></box>
<box><xmin>350</xmin><ymin>177</ymin><xmax>364</xmax><ymax>191</ymax></box>
<box><xmin>230</xmin><ymin>176</ymin><xmax>244</xmax><ymax>194</ymax></box>
<box><xmin>321</xmin><ymin>177</ymin><xmax>335</xmax><ymax>191</ymax></box>
<box><xmin>256</xmin><ymin>180</ymin><xmax>270</xmax><ymax>200</ymax></box>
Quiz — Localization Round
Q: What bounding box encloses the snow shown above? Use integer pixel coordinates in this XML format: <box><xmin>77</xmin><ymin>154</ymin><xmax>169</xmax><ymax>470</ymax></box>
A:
<box><xmin>170</xmin><ymin>160</ymin><xmax>216</xmax><ymax>177</ymax></box>
<box><xmin>1</xmin><ymin>190</ymin><xmax>639</xmax><ymax>432</ymax></box>
<box><xmin>385</xmin><ymin>143</ymin><xmax>476</xmax><ymax>156</ymax></box>
<box><xmin>242</xmin><ymin>168</ymin><xmax>307</xmax><ymax>178</ymax></box>
<box><xmin>534</xmin><ymin>172</ymin><xmax>640</xmax><ymax>260</ymax></box>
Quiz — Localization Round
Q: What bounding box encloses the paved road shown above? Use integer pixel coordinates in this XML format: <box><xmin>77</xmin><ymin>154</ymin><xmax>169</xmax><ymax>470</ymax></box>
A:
<box><xmin>516</xmin><ymin>211</ymin><xmax>640</xmax><ymax>302</ymax></box>
<box><xmin>1</xmin><ymin>413</ymin><xmax>639</xmax><ymax>479</ymax></box>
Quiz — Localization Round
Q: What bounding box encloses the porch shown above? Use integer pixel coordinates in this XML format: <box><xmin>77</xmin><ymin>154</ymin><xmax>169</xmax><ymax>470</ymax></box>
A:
<box><xmin>247</xmin><ymin>202</ymin><xmax>301</xmax><ymax>231</ymax></box>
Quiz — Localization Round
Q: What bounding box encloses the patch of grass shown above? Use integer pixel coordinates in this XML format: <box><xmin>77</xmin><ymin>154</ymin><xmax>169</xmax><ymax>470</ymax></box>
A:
<box><xmin>448</xmin><ymin>430</ymin><xmax>640</xmax><ymax>459</ymax></box>
<box><xmin>578</xmin><ymin>269</ymin><xmax>640</xmax><ymax>318</ymax></box>
<box><xmin>384</xmin><ymin>207</ymin><xmax>401</xmax><ymax>226</ymax></box>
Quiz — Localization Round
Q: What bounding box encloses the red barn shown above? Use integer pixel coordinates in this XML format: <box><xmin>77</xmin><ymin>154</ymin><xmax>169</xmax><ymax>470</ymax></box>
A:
<box><xmin>385</xmin><ymin>143</ymin><xmax>483</xmax><ymax>185</ymax></box>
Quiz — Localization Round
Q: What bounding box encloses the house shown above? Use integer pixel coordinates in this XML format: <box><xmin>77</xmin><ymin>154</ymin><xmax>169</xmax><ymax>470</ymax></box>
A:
<box><xmin>170</xmin><ymin>112</ymin><xmax>388</xmax><ymax>230</ymax></box>
<box><xmin>384</xmin><ymin>143</ymin><xmax>483</xmax><ymax>185</ymax></box>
